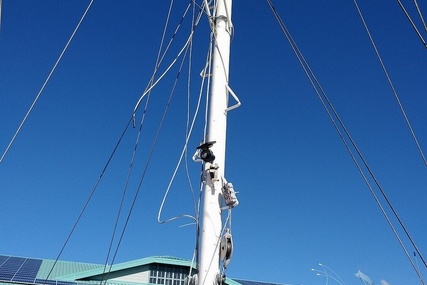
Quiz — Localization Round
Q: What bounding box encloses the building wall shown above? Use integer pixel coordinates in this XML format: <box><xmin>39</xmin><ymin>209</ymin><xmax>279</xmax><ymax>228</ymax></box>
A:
<box><xmin>110</xmin><ymin>270</ymin><xmax>150</xmax><ymax>284</ymax></box>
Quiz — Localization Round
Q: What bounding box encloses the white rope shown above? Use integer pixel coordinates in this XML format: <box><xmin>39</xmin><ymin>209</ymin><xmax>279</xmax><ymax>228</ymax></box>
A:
<box><xmin>0</xmin><ymin>0</ymin><xmax>94</xmax><ymax>163</ymax></box>
<box><xmin>157</xmin><ymin>47</ymin><xmax>211</xmax><ymax>224</ymax></box>
<box><xmin>185</xmin><ymin>3</ymin><xmax>198</xmax><ymax>216</ymax></box>
<box><xmin>133</xmin><ymin>2</ymin><xmax>205</xmax><ymax>115</ymax></box>
<box><xmin>157</xmin><ymin>1</ymin><xmax>211</xmax><ymax>225</ymax></box>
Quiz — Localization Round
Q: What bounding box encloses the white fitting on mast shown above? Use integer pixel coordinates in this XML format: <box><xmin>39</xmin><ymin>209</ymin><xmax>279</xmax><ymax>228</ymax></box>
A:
<box><xmin>198</xmin><ymin>0</ymin><xmax>232</xmax><ymax>285</ymax></box>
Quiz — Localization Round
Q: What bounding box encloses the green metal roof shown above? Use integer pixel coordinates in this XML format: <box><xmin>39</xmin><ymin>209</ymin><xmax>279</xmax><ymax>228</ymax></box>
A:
<box><xmin>57</xmin><ymin>256</ymin><xmax>195</xmax><ymax>281</ymax></box>
<box><xmin>0</xmin><ymin>255</ymin><xmax>195</xmax><ymax>285</ymax></box>
<box><xmin>37</xmin><ymin>259</ymin><xmax>103</xmax><ymax>280</ymax></box>
<box><xmin>0</xmin><ymin>254</ymin><xmax>275</xmax><ymax>285</ymax></box>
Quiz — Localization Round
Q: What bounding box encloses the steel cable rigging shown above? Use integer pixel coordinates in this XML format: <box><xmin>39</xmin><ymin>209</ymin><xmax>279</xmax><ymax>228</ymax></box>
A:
<box><xmin>97</xmin><ymin>1</ymin><xmax>208</xmax><ymax>282</ymax></box>
<box><xmin>266</xmin><ymin>0</ymin><xmax>425</xmax><ymax>283</ymax></box>
<box><xmin>157</xmin><ymin>1</ymin><xmax>209</xmax><ymax>226</ymax></box>
<box><xmin>354</xmin><ymin>0</ymin><xmax>427</xmax><ymax>170</ymax></box>
<box><xmin>396</xmin><ymin>0</ymin><xmax>427</xmax><ymax>48</ymax></box>
<box><xmin>98</xmin><ymin>1</ymin><xmax>180</xmax><ymax>282</ymax></box>
<box><xmin>0</xmin><ymin>0</ymin><xmax>2</xmax><ymax>32</ymax></box>
<box><xmin>110</xmin><ymin>3</ymin><xmax>208</xmax><ymax>282</ymax></box>
<box><xmin>0</xmin><ymin>0</ymin><xmax>95</xmax><ymax>163</ymax></box>
<box><xmin>353</xmin><ymin>0</ymin><xmax>427</xmax><ymax>270</ymax></box>
<box><xmin>43</xmin><ymin>1</ymin><xmax>204</xmax><ymax>282</ymax></box>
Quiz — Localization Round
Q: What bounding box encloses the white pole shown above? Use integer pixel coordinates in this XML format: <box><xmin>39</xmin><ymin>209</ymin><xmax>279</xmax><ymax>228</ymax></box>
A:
<box><xmin>198</xmin><ymin>0</ymin><xmax>232</xmax><ymax>285</ymax></box>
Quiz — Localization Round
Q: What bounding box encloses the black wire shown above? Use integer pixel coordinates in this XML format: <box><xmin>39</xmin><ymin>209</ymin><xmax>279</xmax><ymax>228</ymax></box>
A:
<box><xmin>97</xmin><ymin>3</ymin><xmax>207</xmax><ymax>281</ymax></box>
<box><xmin>266</xmin><ymin>0</ymin><xmax>426</xmax><ymax>282</ymax></box>
<box><xmin>45</xmin><ymin>115</ymin><xmax>133</xmax><ymax>284</ymax></box>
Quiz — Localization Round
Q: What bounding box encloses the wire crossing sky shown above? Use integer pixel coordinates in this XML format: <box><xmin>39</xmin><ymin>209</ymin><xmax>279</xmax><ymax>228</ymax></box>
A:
<box><xmin>0</xmin><ymin>1</ymin><xmax>426</xmax><ymax>285</ymax></box>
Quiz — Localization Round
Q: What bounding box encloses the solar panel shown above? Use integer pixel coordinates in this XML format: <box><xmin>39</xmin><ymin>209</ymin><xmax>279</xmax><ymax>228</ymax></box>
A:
<box><xmin>0</xmin><ymin>255</ymin><xmax>9</xmax><ymax>266</ymax></box>
<box><xmin>0</xmin><ymin>255</ymin><xmax>81</xmax><ymax>285</ymax></box>
<box><xmin>12</xmin><ymin>258</ymin><xmax>42</xmax><ymax>283</ymax></box>
<box><xmin>0</xmin><ymin>255</ymin><xmax>26</xmax><ymax>281</ymax></box>
<box><xmin>0</xmin><ymin>255</ymin><xmax>42</xmax><ymax>283</ymax></box>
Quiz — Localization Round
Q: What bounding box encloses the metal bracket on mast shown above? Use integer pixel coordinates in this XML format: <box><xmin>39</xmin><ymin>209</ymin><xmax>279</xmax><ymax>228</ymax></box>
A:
<box><xmin>220</xmin><ymin>229</ymin><xmax>233</xmax><ymax>268</ymax></box>
<box><xmin>225</xmin><ymin>85</ymin><xmax>241</xmax><ymax>112</ymax></box>
<box><xmin>221</xmin><ymin>180</ymin><xmax>238</xmax><ymax>208</ymax></box>
<box><xmin>205</xmin><ymin>163</ymin><xmax>219</xmax><ymax>183</ymax></box>
<box><xmin>193</xmin><ymin>141</ymin><xmax>220</xmax><ymax>183</ymax></box>
<box><xmin>216</xmin><ymin>229</ymin><xmax>233</xmax><ymax>285</ymax></box>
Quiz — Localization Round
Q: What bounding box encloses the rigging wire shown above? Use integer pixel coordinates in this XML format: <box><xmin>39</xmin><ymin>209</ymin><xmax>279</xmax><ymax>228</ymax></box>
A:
<box><xmin>356</xmin><ymin>0</ymin><xmax>427</xmax><ymax>169</ymax></box>
<box><xmin>99</xmin><ymin>108</ymin><xmax>153</xmax><ymax>285</ymax></box>
<box><xmin>98</xmin><ymin>0</ymin><xmax>177</xmax><ymax>279</ymax></box>
<box><xmin>97</xmin><ymin>0</ymin><xmax>177</xmax><ymax>271</ymax></box>
<box><xmin>98</xmin><ymin>1</ymin><xmax>201</xmax><ymax>281</ymax></box>
<box><xmin>44</xmin><ymin>1</ymin><xmax>198</xmax><ymax>281</ymax></box>
<box><xmin>266</xmin><ymin>0</ymin><xmax>426</xmax><ymax>283</ymax></box>
<box><xmin>413</xmin><ymin>0</ymin><xmax>427</xmax><ymax>33</ymax></box>
<box><xmin>185</xmin><ymin>1</ymin><xmax>199</xmax><ymax>220</ymax></box>
<box><xmin>396</xmin><ymin>0</ymin><xmax>427</xmax><ymax>48</ymax></box>
<box><xmin>157</xmin><ymin>37</ymin><xmax>198</xmax><ymax>224</ymax></box>
<box><xmin>97</xmin><ymin>1</ymin><xmax>210</xmax><ymax>278</ymax></box>
<box><xmin>157</xmin><ymin>3</ymin><xmax>208</xmax><ymax>225</ymax></box>
<box><xmin>0</xmin><ymin>0</ymin><xmax>95</xmax><ymax>163</ymax></box>
<box><xmin>104</xmin><ymin>25</ymin><xmax>199</xmax><ymax>274</ymax></box>
<box><xmin>43</xmin><ymin>116</ymin><xmax>134</xmax><ymax>284</ymax></box>
<box><xmin>353</xmin><ymin>0</ymin><xmax>427</xmax><ymax>269</ymax></box>
<box><xmin>133</xmin><ymin>2</ymin><xmax>194</xmax><ymax>117</ymax></box>
<box><xmin>0</xmin><ymin>0</ymin><xmax>2</xmax><ymax>33</ymax></box>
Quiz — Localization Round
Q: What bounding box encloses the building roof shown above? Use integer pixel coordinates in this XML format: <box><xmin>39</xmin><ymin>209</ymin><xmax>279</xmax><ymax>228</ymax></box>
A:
<box><xmin>0</xmin><ymin>255</ymin><xmax>193</xmax><ymax>285</ymax></box>
<box><xmin>0</xmin><ymin>255</ymin><xmax>284</xmax><ymax>285</ymax></box>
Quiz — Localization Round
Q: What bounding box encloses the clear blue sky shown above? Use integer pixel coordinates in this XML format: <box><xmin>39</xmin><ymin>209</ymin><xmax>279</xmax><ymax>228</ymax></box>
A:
<box><xmin>1</xmin><ymin>1</ymin><xmax>426</xmax><ymax>285</ymax></box>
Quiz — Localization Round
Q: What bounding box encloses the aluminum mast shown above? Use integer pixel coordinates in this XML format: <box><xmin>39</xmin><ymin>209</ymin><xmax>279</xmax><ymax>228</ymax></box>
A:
<box><xmin>198</xmin><ymin>1</ymin><xmax>233</xmax><ymax>285</ymax></box>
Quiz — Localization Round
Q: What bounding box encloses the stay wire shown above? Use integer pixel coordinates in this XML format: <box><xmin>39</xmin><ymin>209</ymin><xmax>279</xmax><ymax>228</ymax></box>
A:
<box><xmin>138</xmin><ymin>0</ymin><xmax>176</xmax><ymax>109</ymax></box>
<box><xmin>118</xmin><ymin>22</ymin><xmax>195</xmax><ymax>257</ymax></box>
<box><xmin>0</xmin><ymin>0</ymin><xmax>2</xmax><ymax>33</ymax></box>
<box><xmin>158</xmin><ymin>7</ymin><xmax>207</xmax><ymax>225</ymax></box>
<box><xmin>156</xmin><ymin>59</ymin><xmax>205</xmax><ymax>224</ymax></box>
<box><xmin>44</xmin><ymin>116</ymin><xmax>133</xmax><ymax>284</ymax></box>
<box><xmin>97</xmin><ymin>3</ymin><xmax>205</xmax><ymax>274</ymax></box>
<box><xmin>97</xmin><ymin>72</ymin><xmax>184</xmax><ymax>283</ymax></box>
<box><xmin>133</xmin><ymin>1</ymin><xmax>193</xmax><ymax>116</ymax></box>
<box><xmin>413</xmin><ymin>0</ymin><xmax>427</xmax><ymax>33</ymax></box>
<box><xmin>354</xmin><ymin>0</ymin><xmax>427</xmax><ymax>269</ymax></box>
<box><xmin>99</xmin><ymin>111</ymin><xmax>149</xmax><ymax>285</ymax></box>
<box><xmin>0</xmin><ymin>0</ymin><xmax>94</xmax><ymax>163</ymax></box>
<box><xmin>356</xmin><ymin>0</ymin><xmax>427</xmax><ymax>169</ymax></box>
<box><xmin>120</xmin><ymin>0</ymin><xmax>208</xmax><ymax>252</ymax></box>
<box><xmin>54</xmin><ymin>1</ymin><xmax>183</xmax><ymax>280</ymax></box>
<box><xmin>396</xmin><ymin>0</ymin><xmax>427</xmax><ymax>48</ymax></box>
<box><xmin>266</xmin><ymin>0</ymin><xmax>426</xmax><ymax>281</ymax></box>
<box><xmin>185</xmin><ymin>2</ymin><xmax>198</xmax><ymax>220</ymax></box>
<box><xmin>98</xmin><ymin>0</ymin><xmax>181</xmax><ymax>279</ymax></box>
<box><xmin>99</xmin><ymin>76</ymin><xmax>158</xmax><ymax>284</ymax></box>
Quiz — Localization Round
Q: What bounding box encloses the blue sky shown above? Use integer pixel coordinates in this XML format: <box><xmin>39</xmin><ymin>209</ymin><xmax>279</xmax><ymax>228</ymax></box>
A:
<box><xmin>1</xmin><ymin>1</ymin><xmax>427</xmax><ymax>285</ymax></box>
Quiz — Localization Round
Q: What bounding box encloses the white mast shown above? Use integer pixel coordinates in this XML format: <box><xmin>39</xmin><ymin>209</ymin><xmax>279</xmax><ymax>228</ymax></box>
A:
<box><xmin>198</xmin><ymin>0</ymin><xmax>233</xmax><ymax>285</ymax></box>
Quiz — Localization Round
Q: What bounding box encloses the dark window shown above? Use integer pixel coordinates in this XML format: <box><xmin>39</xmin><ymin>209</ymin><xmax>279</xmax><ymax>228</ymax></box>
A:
<box><xmin>149</xmin><ymin>264</ymin><xmax>191</xmax><ymax>285</ymax></box>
